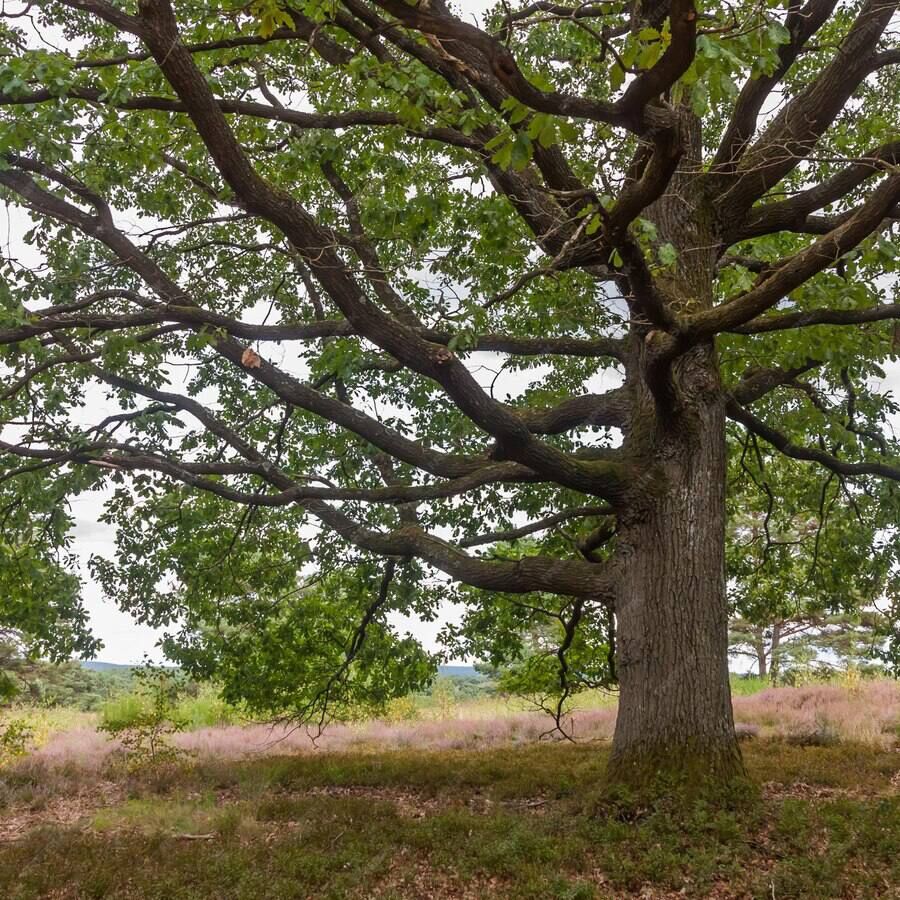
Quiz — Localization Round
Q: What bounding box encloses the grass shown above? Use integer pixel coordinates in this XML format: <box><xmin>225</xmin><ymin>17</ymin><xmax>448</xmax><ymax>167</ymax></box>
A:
<box><xmin>1</xmin><ymin>740</ymin><xmax>899</xmax><ymax>898</ymax></box>
<box><xmin>99</xmin><ymin>685</ymin><xmax>243</xmax><ymax>732</ymax></box>
<box><xmin>174</xmin><ymin>687</ymin><xmax>243</xmax><ymax>729</ymax></box>
<box><xmin>0</xmin><ymin>706</ymin><xmax>95</xmax><ymax>765</ymax></box>
<box><xmin>728</xmin><ymin>674</ymin><xmax>770</xmax><ymax>696</ymax></box>
<box><xmin>2</xmin><ymin>679</ymin><xmax>899</xmax><ymax>897</ymax></box>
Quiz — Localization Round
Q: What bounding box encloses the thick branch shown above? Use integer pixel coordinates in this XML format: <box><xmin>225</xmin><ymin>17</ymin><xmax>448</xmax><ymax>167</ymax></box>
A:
<box><xmin>714</xmin><ymin>0</ymin><xmax>839</xmax><ymax>169</ymax></box>
<box><xmin>731</xmin><ymin>359</ymin><xmax>821</xmax><ymax>405</ymax></box>
<box><xmin>0</xmin><ymin>87</ymin><xmax>479</xmax><ymax>151</ymax></box>
<box><xmin>686</xmin><ymin>174</ymin><xmax>900</xmax><ymax>338</ymax></box>
<box><xmin>737</xmin><ymin>141</ymin><xmax>900</xmax><ymax>240</ymax></box>
<box><xmin>132</xmin><ymin>0</ymin><xmax>631</xmax><ymax>500</ymax></box>
<box><xmin>719</xmin><ymin>0</ymin><xmax>899</xmax><ymax>213</ymax></box>
<box><xmin>367</xmin><ymin>0</ymin><xmax>677</xmax><ymax>133</ymax></box>
<box><xmin>0</xmin><ymin>436</ymin><xmax>612</xmax><ymax>596</ymax></box>
<box><xmin>0</xmin><ymin>162</ymin><xmax>485</xmax><ymax>480</ymax></box>
<box><xmin>731</xmin><ymin>302</ymin><xmax>900</xmax><ymax>334</ymax></box>
<box><xmin>518</xmin><ymin>386</ymin><xmax>629</xmax><ymax>434</ymax></box>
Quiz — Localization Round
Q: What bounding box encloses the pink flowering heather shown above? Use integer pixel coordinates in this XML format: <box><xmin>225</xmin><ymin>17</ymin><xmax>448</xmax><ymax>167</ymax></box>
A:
<box><xmin>16</xmin><ymin>680</ymin><xmax>900</xmax><ymax>771</ymax></box>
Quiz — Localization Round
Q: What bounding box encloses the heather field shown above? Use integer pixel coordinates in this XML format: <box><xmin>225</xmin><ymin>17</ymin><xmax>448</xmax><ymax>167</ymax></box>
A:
<box><xmin>1</xmin><ymin>680</ymin><xmax>899</xmax><ymax>898</ymax></box>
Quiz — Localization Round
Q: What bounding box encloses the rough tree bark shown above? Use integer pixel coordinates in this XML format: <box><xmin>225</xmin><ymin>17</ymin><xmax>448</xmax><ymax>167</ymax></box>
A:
<box><xmin>769</xmin><ymin>623</ymin><xmax>783</xmax><ymax>684</ymax></box>
<box><xmin>756</xmin><ymin>638</ymin><xmax>768</xmax><ymax>681</ymax></box>
<box><xmin>608</xmin><ymin>346</ymin><xmax>744</xmax><ymax>787</ymax></box>
<box><xmin>599</xmin><ymin>113</ymin><xmax>745</xmax><ymax>787</ymax></box>
<box><xmin>738</xmin><ymin>622</ymin><xmax>772</xmax><ymax>681</ymax></box>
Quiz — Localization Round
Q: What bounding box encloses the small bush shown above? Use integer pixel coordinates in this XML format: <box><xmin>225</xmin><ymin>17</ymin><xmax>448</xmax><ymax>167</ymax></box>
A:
<box><xmin>100</xmin><ymin>691</ymin><xmax>149</xmax><ymax>731</ymax></box>
<box><xmin>430</xmin><ymin>678</ymin><xmax>459</xmax><ymax>718</ymax></box>
<box><xmin>785</xmin><ymin>714</ymin><xmax>841</xmax><ymax>747</ymax></box>
<box><xmin>0</xmin><ymin>718</ymin><xmax>34</xmax><ymax>764</ymax></box>
<box><xmin>102</xmin><ymin>684</ymin><xmax>241</xmax><ymax>732</ymax></box>
<box><xmin>0</xmin><ymin>706</ymin><xmax>91</xmax><ymax>767</ymax></box>
<box><xmin>729</xmin><ymin>675</ymin><xmax>769</xmax><ymax>696</ymax></box>
<box><xmin>100</xmin><ymin>669</ymin><xmax>190</xmax><ymax>770</ymax></box>
<box><xmin>383</xmin><ymin>695</ymin><xmax>419</xmax><ymax>723</ymax></box>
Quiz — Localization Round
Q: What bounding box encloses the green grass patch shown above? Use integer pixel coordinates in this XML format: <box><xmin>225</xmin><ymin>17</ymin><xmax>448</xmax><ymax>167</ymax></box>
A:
<box><xmin>100</xmin><ymin>685</ymin><xmax>242</xmax><ymax>732</ymax></box>
<box><xmin>729</xmin><ymin>674</ymin><xmax>770</xmax><ymax>696</ymax></box>
<box><xmin>744</xmin><ymin>740</ymin><xmax>900</xmax><ymax>791</ymax></box>
<box><xmin>90</xmin><ymin>796</ymin><xmax>252</xmax><ymax>839</ymax></box>
<box><xmin>174</xmin><ymin>687</ymin><xmax>243</xmax><ymax>729</ymax></box>
<box><xmin>99</xmin><ymin>692</ymin><xmax>150</xmax><ymax>731</ymax></box>
<box><xmin>1</xmin><ymin>741</ymin><xmax>899</xmax><ymax>898</ymax></box>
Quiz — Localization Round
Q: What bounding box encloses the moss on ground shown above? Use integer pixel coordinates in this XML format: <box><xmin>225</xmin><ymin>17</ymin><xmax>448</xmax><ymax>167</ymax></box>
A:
<box><xmin>0</xmin><ymin>741</ymin><xmax>898</xmax><ymax>898</ymax></box>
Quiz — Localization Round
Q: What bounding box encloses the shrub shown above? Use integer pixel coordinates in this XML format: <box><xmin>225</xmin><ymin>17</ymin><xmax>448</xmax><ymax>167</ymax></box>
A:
<box><xmin>102</xmin><ymin>683</ymin><xmax>241</xmax><ymax>732</ymax></box>
<box><xmin>99</xmin><ymin>669</ymin><xmax>190</xmax><ymax>770</ymax></box>
<box><xmin>0</xmin><ymin>718</ymin><xmax>34</xmax><ymax>764</ymax></box>
<box><xmin>430</xmin><ymin>678</ymin><xmax>460</xmax><ymax>719</ymax></box>
<box><xmin>784</xmin><ymin>714</ymin><xmax>841</xmax><ymax>747</ymax></box>
<box><xmin>733</xmin><ymin>680</ymin><xmax>900</xmax><ymax>746</ymax></box>
<box><xmin>729</xmin><ymin>675</ymin><xmax>769</xmax><ymax>696</ymax></box>
<box><xmin>100</xmin><ymin>691</ymin><xmax>150</xmax><ymax>731</ymax></box>
<box><xmin>382</xmin><ymin>695</ymin><xmax>419</xmax><ymax>723</ymax></box>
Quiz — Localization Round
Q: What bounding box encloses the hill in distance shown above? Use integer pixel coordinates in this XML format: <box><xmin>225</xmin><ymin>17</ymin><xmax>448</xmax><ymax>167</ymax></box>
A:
<box><xmin>81</xmin><ymin>661</ymin><xmax>138</xmax><ymax>673</ymax></box>
<box><xmin>82</xmin><ymin>661</ymin><xmax>484</xmax><ymax>679</ymax></box>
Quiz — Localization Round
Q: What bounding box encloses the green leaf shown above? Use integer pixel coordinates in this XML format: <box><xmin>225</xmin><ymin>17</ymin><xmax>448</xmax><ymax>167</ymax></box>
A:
<box><xmin>609</xmin><ymin>63</ymin><xmax>625</xmax><ymax>91</ymax></box>
<box><xmin>509</xmin><ymin>132</ymin><xmax>533</xmax><ymax>170</ymax></box>
<box><xmin>657</xmin><ymin>243</ymin><xmax>678</xmax><ymax>267</ymax></box>
<box><xmin>768</xmin><ymin>21</ymin><xmax>791</xmax><ymax>46</ymax></box>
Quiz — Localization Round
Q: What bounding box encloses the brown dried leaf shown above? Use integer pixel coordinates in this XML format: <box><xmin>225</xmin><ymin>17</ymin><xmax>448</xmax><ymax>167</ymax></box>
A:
<box><xmin>241</xmin><ymin>347</ymin><xmax>262</xmax><ymax>369</ymax></box>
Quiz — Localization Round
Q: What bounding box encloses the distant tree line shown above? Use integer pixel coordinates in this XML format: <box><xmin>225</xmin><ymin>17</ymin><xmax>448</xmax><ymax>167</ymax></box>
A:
<box><xmin>0</xmin><ymin>634</ymin><xmax>132</xmax><ymax>710</ymax></box>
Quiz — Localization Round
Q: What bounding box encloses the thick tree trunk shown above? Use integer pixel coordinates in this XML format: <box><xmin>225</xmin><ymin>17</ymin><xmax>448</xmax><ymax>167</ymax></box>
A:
<box><xmin>607</xmin><ymin>382</ymin><xmax>744</xmax><ymax>790</ymax></box>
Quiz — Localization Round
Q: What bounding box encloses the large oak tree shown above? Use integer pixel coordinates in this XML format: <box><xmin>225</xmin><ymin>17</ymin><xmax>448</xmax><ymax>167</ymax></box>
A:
<box><xmin>1</xmin><ymin>0</ymin><xmax>899</xmax><ymax>788</ymax></box>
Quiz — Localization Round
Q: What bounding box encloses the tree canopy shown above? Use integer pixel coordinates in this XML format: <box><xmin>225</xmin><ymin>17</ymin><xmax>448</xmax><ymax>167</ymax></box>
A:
<box><xmin>1</xmin><ymin>0</ymin><xmax>899</xmax><ymax>783</ymax></box>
